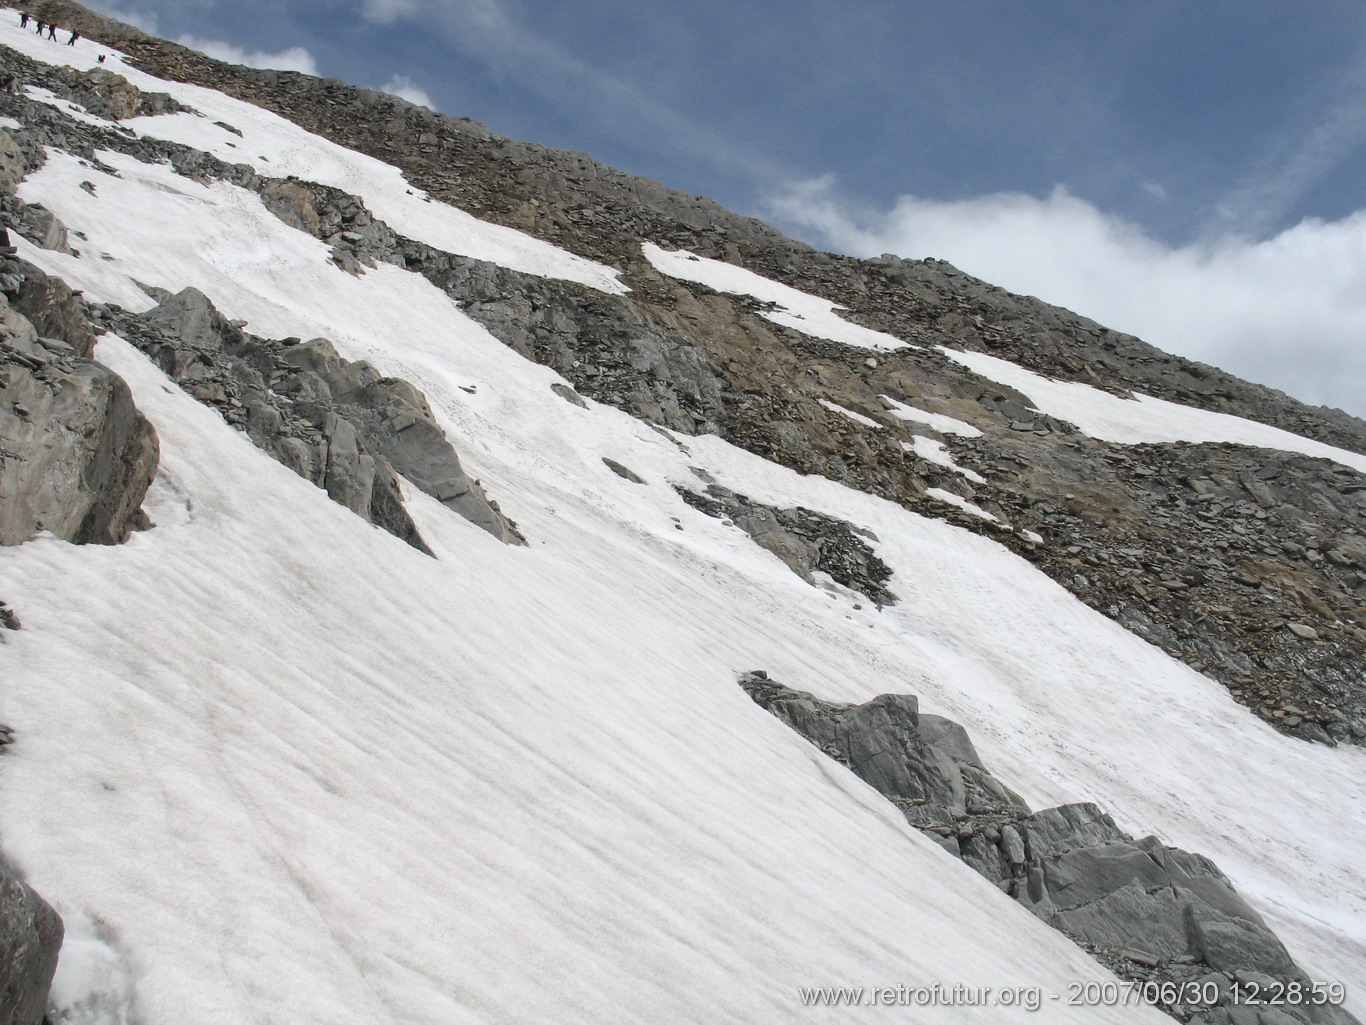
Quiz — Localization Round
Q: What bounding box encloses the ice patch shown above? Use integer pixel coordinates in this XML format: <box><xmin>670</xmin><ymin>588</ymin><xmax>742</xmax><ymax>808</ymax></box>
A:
<box><xmin>141</xmin><ymin>468</ymin><xmax>193</xmax><ymax>528</ymax></box>
<box><xmin>48</xmin><ymin>912</ymin><xmax>136</xmax><ymax>1025</ymax></box>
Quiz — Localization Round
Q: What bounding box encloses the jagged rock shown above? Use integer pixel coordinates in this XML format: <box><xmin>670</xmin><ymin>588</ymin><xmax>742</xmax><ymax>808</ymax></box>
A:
<box><xmin>110</xmin><ymin>287</ymin><xmax>522</xmax><ymax>548</ymax></box>
<box><xmin>0</xmin><ymin>861</ymin><xmax>63</xmax><ymax>1025</ymax></box>
<box><xmin>0</xmin><ymin>288</ymin><xmax>157</xmax><ymax>545</ymax></box>
<box><xmin>740</xmin><ymin>672</ymin><xmax>1357</xmax><ymax>1025</ymax></box>
<box><xmin>10</xmin><ymin>204</ymin><xmax>67</xmax><ymax>254</ymax></box>
<box><xmin>602</xmin><ymin>457</ymin><xmax>644</xmax><ymax>484</ymax></box>
<box><xmin>679</xmin><ymin>485</ymin><xmax>896</xmax><ymax>605</ymax></box>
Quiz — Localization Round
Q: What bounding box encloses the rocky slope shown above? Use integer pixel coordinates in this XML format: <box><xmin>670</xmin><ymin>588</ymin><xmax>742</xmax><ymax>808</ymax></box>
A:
<box><xmin>9</xmin><ymin>3</ymin><xmax>1357</xmax><ymax>747</ymax></box>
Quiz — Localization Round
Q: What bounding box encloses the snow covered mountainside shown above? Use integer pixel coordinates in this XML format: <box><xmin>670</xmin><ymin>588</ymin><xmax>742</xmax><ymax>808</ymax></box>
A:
<box><xmin>0</xmin><ymin>4</ymin><xmax>1363</xmax><ymax>1023</ymax></box>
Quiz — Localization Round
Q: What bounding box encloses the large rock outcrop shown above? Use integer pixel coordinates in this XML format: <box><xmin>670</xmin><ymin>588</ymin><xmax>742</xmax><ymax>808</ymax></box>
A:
<box><xmin>0</xmin><ymin>860</ymin><xmax>63</xmax><ymax>1025</ymax></box>
<box><xmin>102</xmin><ymin>287</ymin><xmax>522</xmax><ymax>550</ymax></box>
<box><xmin>0</xmin><ymin>261</ymin><xmax>157</xmax><ymax>546</ymax></box>
<box><xmin>740</xmin><ymin>671</ymin><xmax>1357</xmax><ymax>1025</ymax></box>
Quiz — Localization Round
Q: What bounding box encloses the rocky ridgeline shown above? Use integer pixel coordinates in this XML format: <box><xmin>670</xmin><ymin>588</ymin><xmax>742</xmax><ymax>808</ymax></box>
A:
<box><xmin>675</xmin><ymin>483</ymin><xmax>896</xmax><ymax>606</ymax></box>
<box><xmin>12</xmin><ymin>15</ymin><xmax>1355</xmax><ymax>745</ymax></box>
<box><xmin>99</xmin><ymin>287</ymin><xmax>522</xmax><ymax>549</ymax></box>
<box><xmin>740</xmin><ymin>672</ymin><xmax>1357</xmax><ymax>1025</ymax></box>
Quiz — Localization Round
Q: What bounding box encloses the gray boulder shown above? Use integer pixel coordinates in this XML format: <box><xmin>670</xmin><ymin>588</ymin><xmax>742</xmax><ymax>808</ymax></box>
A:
<box><xmin>0</xmin><ymin>863</ymin><xmax>62</xmax><ymax>1025</ymax></box>
<box><xmin>0</xmin><ymin>290</ymin><xmax>158</xmax><ymax>545</ymax></box>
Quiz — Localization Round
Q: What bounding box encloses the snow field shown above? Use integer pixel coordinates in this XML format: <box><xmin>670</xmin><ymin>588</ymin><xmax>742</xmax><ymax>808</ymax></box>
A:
<box><xmin>942</xmin><ymin>346</ymin><xmax>1366</xmax><ymax>474</ymax></box>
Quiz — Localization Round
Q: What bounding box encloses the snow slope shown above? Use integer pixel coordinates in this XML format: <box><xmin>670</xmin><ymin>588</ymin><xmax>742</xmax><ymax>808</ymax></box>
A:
<box><xmin>1</xmin><ymin>21</ymin><xmax>1363</xmax><ymax>1024</ymax></box>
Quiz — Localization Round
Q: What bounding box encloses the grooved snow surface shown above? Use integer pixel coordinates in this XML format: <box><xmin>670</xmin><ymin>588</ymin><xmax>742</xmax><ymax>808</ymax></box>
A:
<box><xmin>643</xmin><ymin>242</ymin><xmax>911</xmax><ymax>350</ymax></box>
<box><xmin>2</xmin><ymin>24</ymin><xmax>1364</xmax><ymax>1025</ymax></box>
<box><xmin>942</xmin><ymin>346</ymin><xmax>1366</xmax><ymax>473</ymax></box>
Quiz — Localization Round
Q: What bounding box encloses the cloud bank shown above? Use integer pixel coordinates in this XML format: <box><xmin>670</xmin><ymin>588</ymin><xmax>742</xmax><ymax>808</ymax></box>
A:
<box><xmin>771</xmin><ymin>180</ymin><xmax>1366</xmax><ymax>418</ymax></box>
<box><xmin>175</xmin><ymin>35</ymin><xmax>318</xmax><ymax>75</ymax></box>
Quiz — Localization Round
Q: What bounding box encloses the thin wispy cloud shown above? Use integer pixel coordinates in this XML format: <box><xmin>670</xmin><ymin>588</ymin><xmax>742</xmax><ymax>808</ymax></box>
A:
<box><xmin>362</xmin><ymin>0</ymin><xmax>422</xmax><ymax>24</ymax></box>
<box><xmin>1209</xmin><ymin>37</ymin><xmax>1366</xmax><ymax>238</ymax></box>
<box><xmin>770</xmin><ymin>178</ymin><xmax>1366</xmax><ymax>417</ymax></box>
<box><xmin>176</xmin><ymin>35</ymin><xmax>318</xmax><ymax>75</ymax></box>
<box><xmin>356</xmin><ymin>0</ymin><xmax>789</xmax><ymax>185</ymax></box>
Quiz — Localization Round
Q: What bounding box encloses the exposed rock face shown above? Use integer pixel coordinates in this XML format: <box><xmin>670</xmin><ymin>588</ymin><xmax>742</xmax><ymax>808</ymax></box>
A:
<box><xmin>0</xmin><ymin>262</ymin><xmax>157</xmax><ymax>546</ymax></box>
<box><xmin>0</xmin><ymin>860</ymin><xmax>63</xmax><ymax>1025</ymax></box>
<box><xmin>740</xmin><ymin>672</ymin><xmax>1358</xmax><ymax>1025</ymax></box>
<box><xmin>677</xmin><ymin>484</ymin><xmax>896</xmax><ymax>606</ymax></box>
<box><xmin>100</xmin><ymin>287</ymin><xmax>522</xmax><ymax>549</ymax></box>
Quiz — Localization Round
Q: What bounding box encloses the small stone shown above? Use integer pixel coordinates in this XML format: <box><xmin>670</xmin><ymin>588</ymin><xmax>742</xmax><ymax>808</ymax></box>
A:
<box><xmin>1285</xmin><ymin>622</ymin><xmax>1318</xmax><ymax>640</ymax></box>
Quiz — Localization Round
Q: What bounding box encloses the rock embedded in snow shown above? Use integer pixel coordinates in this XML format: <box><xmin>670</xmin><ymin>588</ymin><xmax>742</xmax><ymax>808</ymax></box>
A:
<box><xmin>0</xmin><ymin>269</ymin><xmax>157</xmax><ymax>545</ymax></box>
<box><xmin>740</xmin><ymin>673</ymin><xmax>1356</xmax><ymax>1025</ymax></box>
<box><xmin>678</xmin><ymin>484</ymin><xmax>896</xmax><ymax>606</ymax></box>
<box><xmin>108</xmin><ymin>287</ymin><xmax>523</xmax><ymax>547</ymax></box>
<box><xmin>0</xmin><ymin>861</ymin><xmax>62</xmax><ymax>1025</ymax></box>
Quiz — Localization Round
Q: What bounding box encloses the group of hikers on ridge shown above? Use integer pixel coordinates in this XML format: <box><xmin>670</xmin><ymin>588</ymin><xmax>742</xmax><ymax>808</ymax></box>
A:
<box><xmin>18</xmin><ymin>11</ymin><xmax>80</xmax><ymax>46</ymax></box>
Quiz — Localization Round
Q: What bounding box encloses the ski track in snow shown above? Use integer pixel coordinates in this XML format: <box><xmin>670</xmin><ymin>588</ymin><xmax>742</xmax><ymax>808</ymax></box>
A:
<box><xmin>1</xmin><ymin>19</ymin><xmax>1364</xmax><ymax>1022</ymax></box>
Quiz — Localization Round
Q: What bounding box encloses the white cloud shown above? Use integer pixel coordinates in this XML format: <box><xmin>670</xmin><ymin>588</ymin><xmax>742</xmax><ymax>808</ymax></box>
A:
<box><xmin>175</xmin><ymin>36</ymin><xmax>318</xmax><ymax>76</ymax></box>
<box><xmin>770</xmin><ymin>179</ymin><xmax>1366</xmax><ymax>418</ymax></box>
<box><xmin>379</xmin><ymin>74</ymin><xmax>434</xmax><ymax>110</ymax></box>
<box><xmin>361</xmin><ymin>0</ymin><xmax>423</xmax><ymax>23</ymax></box>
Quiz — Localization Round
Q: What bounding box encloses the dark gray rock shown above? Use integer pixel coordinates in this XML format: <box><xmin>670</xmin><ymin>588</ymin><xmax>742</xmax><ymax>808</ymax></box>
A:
<box><xmin>104</xmin><ymin>287</ymin><xmax>523</xmax><ymax>549</ymax></box>
<box><xmin>0</xmin><ymin>286</ymin><xmax>157</xmax><ymax>545</ymax></box>
<box><xmin>679</xmin><ymin>485</ymin><xmax>896</xmax><ymax>606</ymax></box>
<box><xmin>0</xmin><ymin>862</ymin><xmax>62</xmax><ymax>1025</ymax></box>
<box><xmin>602</xmin><ymin>457</ymin><xmax>644</xmax><ymax>484</ymax></box>
<box><xmin>740</xmin><ymin>672</ymin><xmax>1359</xmax><ymax>1025</ymax></box>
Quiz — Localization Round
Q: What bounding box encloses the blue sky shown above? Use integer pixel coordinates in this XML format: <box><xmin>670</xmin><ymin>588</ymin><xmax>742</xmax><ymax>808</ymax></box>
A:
<box><xmin>82</xmin><ymin>0</ymin><xmax>1366</xmax><ymax>415</ymax></box>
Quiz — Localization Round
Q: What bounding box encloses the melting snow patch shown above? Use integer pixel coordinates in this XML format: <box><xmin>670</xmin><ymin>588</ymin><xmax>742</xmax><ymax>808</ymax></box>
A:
<box><xmin>905</xmin><ymin>436</ymin><xmax>986</xmax><ymax>484</ymax></box>
<box><xmin>0</xmin><ymin>115</ymin><xmax>21</xmax><ymax>130</ymax></box>
<box><xmin>819</xmin><ymin>399</ymin><xmax>883</xmax><ymax>428</ymax></box>
<box><xmin>21</xmin><ymin>86</ymin><xmax>116</xmax><ymax>130</ymax></box>
<box><xmin>941</xmin><ymin>346</ymin><xmax>1366</xmax><ymax>474</ymax></box>
<box><xmin>926</xmin><ymin>486</ymin><xmax>1001</xmax><ymax>524</ymax></box>
<box><xmin>880</xmin><ymin>394</ymin><xmax>984</xmax><ymax>437</ymax></box>
<box><xmin>643</xmin><ymin>242</ymin><xmax>911</xmax><ymax>350</ymax></box>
